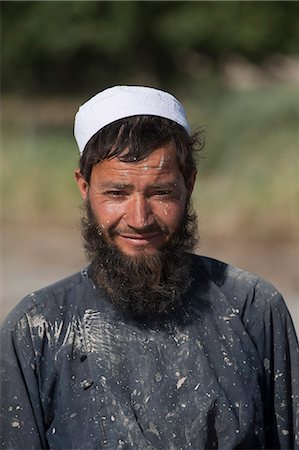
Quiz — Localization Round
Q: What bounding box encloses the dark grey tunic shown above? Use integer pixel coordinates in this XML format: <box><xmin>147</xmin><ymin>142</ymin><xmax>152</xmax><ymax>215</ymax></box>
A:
<box><xmin>1</xmin><ymin>255</ymin><xmax>298</xmax><ymax>449</ymax></box>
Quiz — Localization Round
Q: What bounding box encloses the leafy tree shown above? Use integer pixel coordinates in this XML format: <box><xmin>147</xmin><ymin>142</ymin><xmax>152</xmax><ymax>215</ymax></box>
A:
<box><xmin>1</xmin><ymin>1</ymin><xmax>299</xmax><ymax>94</ymax></box>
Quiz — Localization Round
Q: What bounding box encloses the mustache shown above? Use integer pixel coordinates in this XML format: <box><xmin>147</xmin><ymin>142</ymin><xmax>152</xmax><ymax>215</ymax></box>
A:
<box><xmin>108</xmin><ymin>223</ymin><xmax>167</xmax><ymax>237</ymax></box>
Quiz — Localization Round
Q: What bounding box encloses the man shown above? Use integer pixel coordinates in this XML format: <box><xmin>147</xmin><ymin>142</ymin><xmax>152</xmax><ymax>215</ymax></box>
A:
<box><xmin>1</xmin><ymin>86</ymin><xmax>298</xmax><ymax>449</ymax></box>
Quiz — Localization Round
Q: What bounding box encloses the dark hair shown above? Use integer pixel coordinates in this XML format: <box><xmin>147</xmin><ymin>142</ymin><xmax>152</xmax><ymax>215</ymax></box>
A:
<box><xmin>79</xmin><ymin>115</ymin><xmax>204</xmax><ymax>184</ymax></box>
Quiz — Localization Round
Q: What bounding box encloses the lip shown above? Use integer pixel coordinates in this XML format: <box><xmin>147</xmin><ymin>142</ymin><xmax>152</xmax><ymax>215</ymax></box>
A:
<box><xmin>118</xmin><ymin>232</ymin><xmax>162</xmax><ymax>245</ymax></box>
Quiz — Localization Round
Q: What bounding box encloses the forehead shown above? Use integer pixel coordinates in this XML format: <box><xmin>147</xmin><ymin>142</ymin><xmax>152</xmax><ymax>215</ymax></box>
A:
<box><xmin>91</xmin><ymin>145</ymin><xmax>182</xmax><ymax>182</ymax></box>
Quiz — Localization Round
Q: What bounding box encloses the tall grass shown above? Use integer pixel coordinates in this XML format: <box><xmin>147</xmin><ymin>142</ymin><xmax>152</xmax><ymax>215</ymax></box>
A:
<box><xmin>2</xmin><ymin>84</ymin><xmax>298</xmax><ymax>240</ymax></box>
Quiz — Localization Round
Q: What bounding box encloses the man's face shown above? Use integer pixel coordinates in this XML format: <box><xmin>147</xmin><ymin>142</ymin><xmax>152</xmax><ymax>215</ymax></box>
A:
<box><xmin>76</xmin><ymin>145</ymin><xmax>196</xmax><ymax>257</ymax></box>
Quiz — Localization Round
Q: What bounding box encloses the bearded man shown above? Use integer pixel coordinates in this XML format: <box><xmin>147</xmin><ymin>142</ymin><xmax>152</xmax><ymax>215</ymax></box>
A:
<box><xmin>1</xmin><ymin>86</ymin><xmax>298</xmax><ymax>450</ymax></box>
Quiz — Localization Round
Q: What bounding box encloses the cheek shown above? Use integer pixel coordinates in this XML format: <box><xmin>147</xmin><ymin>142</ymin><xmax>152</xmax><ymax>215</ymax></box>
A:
<box><xmin>91</xmin><ymin>201</ymin><xmax>125</xmax><ymax>228</ymax></box>
<box><xmin>153</xmin><ymin>201</ymin><xmax>185</xmax><ymax>229</ymax></box>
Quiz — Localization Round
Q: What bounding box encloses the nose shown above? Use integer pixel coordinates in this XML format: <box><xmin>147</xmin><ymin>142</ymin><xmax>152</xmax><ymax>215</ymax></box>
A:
<box><xmin>124</xmin><ymin>194</ymin><xmax>154</xmax><ymax>230</ymax></box>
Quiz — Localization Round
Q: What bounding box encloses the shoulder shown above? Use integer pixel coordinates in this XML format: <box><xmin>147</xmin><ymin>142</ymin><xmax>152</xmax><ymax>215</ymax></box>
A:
<box><xmin>190</xmin><ymin>254</ymin><xmax>289</xmax><ymax>331</ymax></box>
<box><xmin>191</xmin><ymin>253</ymin><xmax>262</xmax><ymax>292</ymax></box>
<box><xmin>1</xmin><ymin>268</ymin><xmax>91</xmax><ymax>332</ymax></box>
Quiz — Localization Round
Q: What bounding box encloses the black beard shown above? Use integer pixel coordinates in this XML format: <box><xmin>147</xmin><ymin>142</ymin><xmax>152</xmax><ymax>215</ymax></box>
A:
<box><xmin>81</xmin><ymin>201</ymin><xmax>199</xmax><ymax>320</ymax></box>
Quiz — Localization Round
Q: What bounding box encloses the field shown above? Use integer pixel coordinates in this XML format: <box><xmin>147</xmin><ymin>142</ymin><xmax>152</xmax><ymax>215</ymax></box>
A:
<box><xmin>1</xmin><ymin>84</ymin><xmax>298</xmax><ymax>328</ymax></box>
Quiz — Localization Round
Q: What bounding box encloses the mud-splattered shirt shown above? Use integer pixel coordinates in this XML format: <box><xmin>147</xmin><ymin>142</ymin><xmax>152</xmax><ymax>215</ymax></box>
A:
<box><xmin>1</xmin><ymin>255</ymin><xmax>298</xmax><ymax>449</ymax></box>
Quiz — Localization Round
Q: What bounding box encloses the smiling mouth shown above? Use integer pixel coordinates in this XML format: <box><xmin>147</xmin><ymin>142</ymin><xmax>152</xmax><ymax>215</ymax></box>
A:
<box><xmin>118</xmin><ymin>232</ymin><xmax>163</xmax><ymax>244</ymax></box>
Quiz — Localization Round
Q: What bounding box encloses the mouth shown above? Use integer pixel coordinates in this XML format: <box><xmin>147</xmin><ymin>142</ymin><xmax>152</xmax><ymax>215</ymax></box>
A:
<box><xmin>117</xmin><ymin>232</ymin><xmax>163</xmax><ymax>246</ymax></box>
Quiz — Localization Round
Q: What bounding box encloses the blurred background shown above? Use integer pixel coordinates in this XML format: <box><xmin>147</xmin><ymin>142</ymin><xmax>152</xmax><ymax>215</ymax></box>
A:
<box><xmin>1</xmin><ymin>1</ymin><xmax>298</xmax><ymax>329</ymax></box>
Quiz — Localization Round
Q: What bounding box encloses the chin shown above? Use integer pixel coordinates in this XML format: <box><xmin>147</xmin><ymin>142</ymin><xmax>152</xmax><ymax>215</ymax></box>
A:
<box><xmin>117</xmin><ymin>245</ymin><xmax>161</xmax><ymax>258</ymax></box>
<box><xmin>114</xmin><ymin>238</ymin><xmax>167</xmax><ymax>257</ymax></box>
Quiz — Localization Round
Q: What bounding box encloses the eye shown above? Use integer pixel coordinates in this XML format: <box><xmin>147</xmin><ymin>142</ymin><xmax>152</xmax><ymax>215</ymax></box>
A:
<box><xmin>155</xmin><ymin>190</ymin><xmax>171</xmax><ymax>196</ymax></box>
<box><xmin>153</xmin><ymin>189</ymin><xmax>177</xmax><ymax>198</ymax></box>
<box><xmin>104</xmin><ymin>190</ymin><xmax>127</xmax><ymax>198</ymax></box>
<box><xmin>150</xmin><ymin>188</ymin><xmax>181</xmax><ymax>201</ymax></box>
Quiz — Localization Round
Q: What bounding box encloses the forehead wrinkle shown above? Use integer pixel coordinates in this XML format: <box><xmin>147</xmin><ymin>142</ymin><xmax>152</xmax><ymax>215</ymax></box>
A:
<box><xmin>97</xmin><ymin>163</ymin><xmax>179</xmax><ymax>179</ymax></box>
<box><xmin>115</xmin><ymin>159</ymin><xmax>174</xmax><ymax>172</ymax></box>
<box><xmin>90</xmin><ymin>146</ymin><xmax>183</xmax><ymax>188</ymax></box>
<box><xmin>95</xmin><ymin>181</ymin><xmax>134</xmax><ymax>189</ymax></box>
<box><xmin>117</xmin><ymin>148</ymin><xmax>176</xmax><ymax>170</ymax></box>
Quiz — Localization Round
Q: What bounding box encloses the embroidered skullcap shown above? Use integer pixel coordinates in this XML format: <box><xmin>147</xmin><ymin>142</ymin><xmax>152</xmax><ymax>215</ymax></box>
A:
<box><xmin>74</xmin><ymin>85</ymin><xmax>190</xmax><ymax>155</ymax></box>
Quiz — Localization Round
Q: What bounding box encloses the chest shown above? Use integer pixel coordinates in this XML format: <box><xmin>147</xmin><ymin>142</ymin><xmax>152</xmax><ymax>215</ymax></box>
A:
<box><xmin>40</xmin><ymin>310</ymin><xmax>265</xmax><ymax>449</ymax></box>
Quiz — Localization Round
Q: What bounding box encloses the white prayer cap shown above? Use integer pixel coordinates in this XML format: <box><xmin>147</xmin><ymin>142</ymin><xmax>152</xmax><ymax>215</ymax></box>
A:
<box><xmin>74</xmin><ymin>85</ymin><xmax>190</xmax><ymax>155</ymax></box>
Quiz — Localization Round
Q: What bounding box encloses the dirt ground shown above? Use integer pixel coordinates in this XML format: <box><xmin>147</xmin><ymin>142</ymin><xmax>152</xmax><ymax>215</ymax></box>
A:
<box><xmin>1</xmin><ymin>224</ymin><xmax>298</xmax><ymax>333</ymax></box>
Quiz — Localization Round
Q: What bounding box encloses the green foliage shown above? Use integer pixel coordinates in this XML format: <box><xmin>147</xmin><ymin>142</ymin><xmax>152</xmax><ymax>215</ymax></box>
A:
<box><xmin>2</xmin><ymin>1</ymin><xmax>299</xmax><ymax>94</ymax></box>
<box><xmin>156</xmin><ymin>2</ymin><xmax>299</xmax><ymax>57</ymax></box>
<box><xmin>1</xmin><ymin>2</ymin><xmax>298</xmax><ymax>236</ymax></box>
<box><xmin>2</xmin><ymin>85</ymin><xmax>298</xmax><ymax>240</ymax></box>
<box><xmin>2</xmin><ymin>126</ymin><xmax>79</xmax><ymax>222</ymax></box>
<box><xmin>190</xmin><ymin>84</ymin><xmax>299</xmax><ymax>238</ymax></box>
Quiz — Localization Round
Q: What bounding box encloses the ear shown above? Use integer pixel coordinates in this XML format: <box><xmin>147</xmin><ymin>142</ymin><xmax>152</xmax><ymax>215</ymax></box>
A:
<box><xmin>75</xmin><ymin>169</ymin><xmax>89</xmax><ymax>200</ymax></box>
<box><xmin>187</xmin><ymin>168</ymin><xmax>197</xmax><ymax>198</ymax></box>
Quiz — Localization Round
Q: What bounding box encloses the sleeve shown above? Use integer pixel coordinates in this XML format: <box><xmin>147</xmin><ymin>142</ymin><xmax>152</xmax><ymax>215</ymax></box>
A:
<box><xmin>0</xmin><ymin>313</ymin><xmax>49</xmax><ymax>449</ymax></box>
<box><xmin>248</xmin><ymin>287</ymin><xmax>299</xmax><ymax>449</ymax></box>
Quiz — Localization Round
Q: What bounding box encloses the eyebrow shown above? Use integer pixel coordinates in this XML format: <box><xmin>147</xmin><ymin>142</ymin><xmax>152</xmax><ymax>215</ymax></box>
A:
<box><xmin>97</xmin><ymin>182</ymin><xmax>134</xmax><ymax>190</ymax></box>
<box><xmin>97</xmin><ymin>182</ymin><xmax>179</xmax><ymax>190</ymax></box>
<box><xmin>148</xmin><ymin>182</ymin><xmax>179</xmax><ymax>190</ymax></box>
